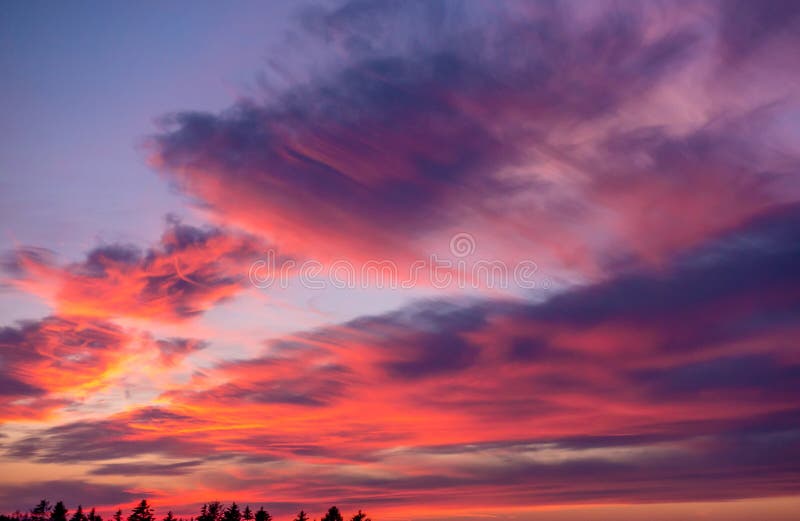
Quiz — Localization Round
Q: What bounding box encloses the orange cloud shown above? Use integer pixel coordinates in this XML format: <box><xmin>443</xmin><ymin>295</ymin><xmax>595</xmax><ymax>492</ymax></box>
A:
<box><xmin>148</xmin><ymin>2</ymin><xmax>800</xmax><ymax>278</ymax></box>
<box><xmin>0</xmin><ymin>316</ymin><xmax>134</xmax><ymax>420</ymax></box>
<box><xmin>6</xmin><ymin>219</ymin><xmax>269</xmax><ymax>322</ymax></box>
<box><xmin>8</xmin><ymin>204</ymin><xmax>791</xmax><ymax>514</ymax></box>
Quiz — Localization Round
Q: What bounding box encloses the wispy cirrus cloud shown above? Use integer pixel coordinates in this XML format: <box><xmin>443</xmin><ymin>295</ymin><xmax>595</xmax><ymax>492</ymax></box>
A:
<box><xmin>4</xmin><ymin>1</ymin><xmax>800</xmax><ymax>518</ymax></box>
<box><xmin>8</xmin><ymin>202</ymin><xmax>798</xmax><ymax>513</ymax></box>
<box><xmin>5</xmin><ymin>218</ymin><xmax>270</xmax><ymax>322</ymax></box>
<box><xmin>154</xmin><ymin>337</ymin><xmax>208</xmax><ymax>367</ymax></box>
<box><xmin>149</xmin><ymin>0</ymin><xmax>800</xmax><ymax>274</ymax></box>
<box><xmin>0</xmin><ymin>480</ymin><xmax>139</xmax><ymax>514</ymax></box>
<box><xmin>0</xmin><ymin>314</ymin><xmax>212</xmax><ymax>421</ymax></box>
<box><xmin>6</xmin><ymin>407</ymin><xmax>213</xmax><ymax>463</ymax></box>
<box><xmin>0</xmin><ymin>316</ymin><xmax>132</xmax><ymax>420</ymax></box>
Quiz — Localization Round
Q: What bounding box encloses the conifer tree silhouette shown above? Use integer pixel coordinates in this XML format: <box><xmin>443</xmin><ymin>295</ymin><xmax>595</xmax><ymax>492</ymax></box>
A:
<box><xmin>50</xmin><ymin>502</ymin><xmax>68</xmax><ymax>521</ymax></box>
<box><xmin>320</xmin><ymin>507</ymin><xmax>342</xmax><ymax>521</ymax></box>
<box><xmin>3</xmin><ymin>498</ymin><xmax>375</xmax><ymax>521</ymax></box>
<box><xmin>70</xmin><ymin>505</ymin><xmax>86</xmax><ymax>521</ymax></box>
<box><xmin>210</xmin><ymin>503</ymin><xmax>222</xmax><ymax>521</ymax></box>
<box><xmin>127</xmin><ymin>501</ymin><xmax>154</xmax><ymax>521</ymax></box>
<box><xmin>32</xmin><ymin>500</ymin><xmax>51</xmax><ymax>521</ymax></box>
<box><xmin>222</xmin><ymin>504</ymin><xmax>240</xmax><ymax>521</ymax></box>
<box><xmin>253</xmin><ymin>508</ymin><xmax>271</xmax><ymax>521</ymax></box>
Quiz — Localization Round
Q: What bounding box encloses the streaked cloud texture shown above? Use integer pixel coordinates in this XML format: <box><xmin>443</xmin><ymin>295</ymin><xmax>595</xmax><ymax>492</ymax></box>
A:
<box><xmin>2</xmin><ymin>1</ymin><xmax>800</xmax><ymax>520</ymax></box>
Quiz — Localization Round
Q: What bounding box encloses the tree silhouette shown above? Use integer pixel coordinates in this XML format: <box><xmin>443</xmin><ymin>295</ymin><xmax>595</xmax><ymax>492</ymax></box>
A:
<box><xmin>70</xmin><ymin>505</ymin><xmax>87</xmax><ymax>521</ymax></box>
<box><xmin>198</xmin><ymin>502</ymin><xmax>222</xmax><ymax>521</ymax></box>
<box><xmin>222</xmin><ymin>503</ymin><xmax>240</xmax><ymax>521</ymax></box>
<box><xmin>127</xmin><ymin>501</ymin><xmax>154</xmax><ymax>521</ymax></box>
<box><xmin>31</xmin><ymin>500</ymin><xmax>51</xmax><ymax>521</ymax></box>
<box><xmin>320</xmin><ymin>507</ymin><xmax>342</xmax><ymax>521</ymax></box>
<box><xmin>50</xmin><ymin>502</ymin><xmax>68</xmax><ymax>521</ymax></box>
<box><xmin>4</xmin><ymin>497</ymin><xmax>375</xmax><ymax>521</ymax></box>
<box><xmin>253</xmin><ymin>508</ymin><xmax>270</xmax><ymax>521</ymax></box>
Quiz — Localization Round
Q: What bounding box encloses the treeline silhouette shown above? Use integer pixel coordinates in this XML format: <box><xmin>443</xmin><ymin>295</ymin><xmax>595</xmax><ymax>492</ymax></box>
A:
<box><xmin>0</xmin><ymin>500</ymin><xmax>371</xmax><ymax>521</ymax></box>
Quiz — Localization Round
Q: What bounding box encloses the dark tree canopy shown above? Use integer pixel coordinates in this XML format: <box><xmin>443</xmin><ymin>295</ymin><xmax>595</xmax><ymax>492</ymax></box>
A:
<box><xmin>222</xmin><ymin>503</ymin><xmax>240</xmax><ymax>521</ymax></box>
<box><xmin>50</xmin><ymin>502</ymin><xmax>68</xmax><ymax>521</ymax></box>
<box><xmin>253</xmin><ymin>508</ymin><xmax>270</xmax><ymax>521</ymax></box>
<box><xmin>197</xmin><ymin>502</ymin><xmax>222</xmax><ymax>521</ymax></box>
<box><xmin>31</xmin><ymin>500</ymin><xmax>51</xmax><ymax>521</ymax></box>
<box><xmin>10</xmin><ymin>499</ymin><xmax>372</xmax><ymax>521</ymax></box>
<box><xmin>350</xmin><ymin>511</ymin><xmax>371</xmax><ymax>521</ymax></box>
<box><xmin>320</xmin><ymin>507</ymin><xmax>342</xmax><ymax>521</ymax></box>
<box><xmin>70</xmin><ymin>505</ymin><xmax>86</xmax><ymax>521</ymax></box>
<box><xmin>127</xmin><ymin>501</ymin><xmax>154</xmax><ymax>521</ymax></box>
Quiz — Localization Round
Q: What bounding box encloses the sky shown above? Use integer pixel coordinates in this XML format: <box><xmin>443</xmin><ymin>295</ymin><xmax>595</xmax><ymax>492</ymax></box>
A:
<box><xmin>1</xmin><ymin>0</ymin><xmax>800</xmax><ymax>520</ymax></box>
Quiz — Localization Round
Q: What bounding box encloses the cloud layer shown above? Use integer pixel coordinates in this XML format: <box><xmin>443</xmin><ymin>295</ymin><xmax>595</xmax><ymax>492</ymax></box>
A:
<box><xmin>7</xmin><ymin>202</ymin><xmax>799</xmax><ymax>514</ymax></box>
<box><xmin>6</xmin><ymin>219</ymin><xmax>267</xmax><ymax>322</ymax></box>
<box><xmin>3</xmin><ymin>1</ymin><xmax>800</xmax><ymax>519</ymax></box>
<box><xmin>150</xmin><ymin>0</ymin><xmax>799</xmax><ymax>273</ymax></box>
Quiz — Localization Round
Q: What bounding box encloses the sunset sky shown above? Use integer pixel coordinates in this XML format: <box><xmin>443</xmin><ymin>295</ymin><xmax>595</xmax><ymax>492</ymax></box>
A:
<box><xmin>1</xmin><ymin>1</ymin><xmax>800</xmax><ymax>520</ymax></box>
